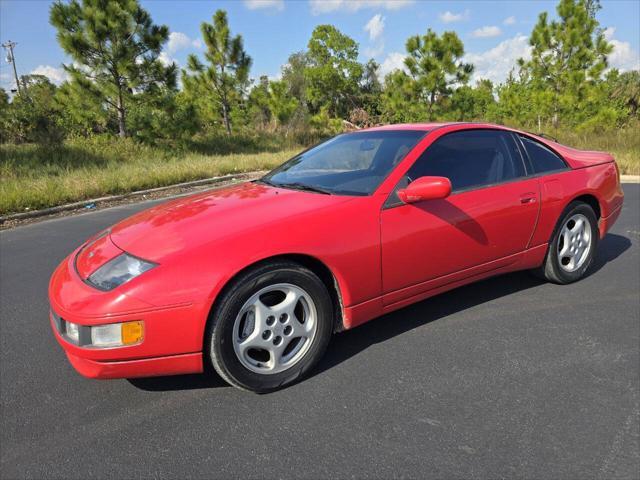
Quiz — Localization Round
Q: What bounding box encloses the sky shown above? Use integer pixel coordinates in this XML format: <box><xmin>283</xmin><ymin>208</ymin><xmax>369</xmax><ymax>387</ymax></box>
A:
<box><xmin>1</xmin><ymin>0</ymin><xmax>639</xmax><ymax>93</ymax></box>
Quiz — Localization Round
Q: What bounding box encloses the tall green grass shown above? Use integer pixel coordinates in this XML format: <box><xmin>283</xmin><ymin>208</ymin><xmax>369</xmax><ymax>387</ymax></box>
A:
<box><xmin>0</xmin><ymin>134</ymin><xmax>299</xmax><ymax>215</ymax></box>
<box><xmin>551</xmin><ymin>126</ymin><xmax>639</xmax><ymax>176</ymax></box>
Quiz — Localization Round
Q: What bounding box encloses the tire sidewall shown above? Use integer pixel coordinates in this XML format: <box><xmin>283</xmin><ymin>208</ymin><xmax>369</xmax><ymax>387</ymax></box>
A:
<box><xmin>208</xmin><ymin>264</ymin><xmax>333</xmax><ymax>392</ymax></box>
<box><xmin>548</xmin><ymin>202</ymin><xmax>599</xmax><ymax>283</ymax></box>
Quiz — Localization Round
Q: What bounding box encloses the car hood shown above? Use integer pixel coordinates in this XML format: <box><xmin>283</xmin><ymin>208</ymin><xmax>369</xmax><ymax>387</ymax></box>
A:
<box><xmin>108</xmin><ymin>182</ymin><xmax>355</xmax><ymax>262</ymax></box>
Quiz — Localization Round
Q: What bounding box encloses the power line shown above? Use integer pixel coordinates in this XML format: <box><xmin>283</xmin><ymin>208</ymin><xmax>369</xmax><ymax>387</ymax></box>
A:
<box><xmin>2</xmin><ymin>40</ymin><xmax>21</xmax><ymax>95</ymax></box>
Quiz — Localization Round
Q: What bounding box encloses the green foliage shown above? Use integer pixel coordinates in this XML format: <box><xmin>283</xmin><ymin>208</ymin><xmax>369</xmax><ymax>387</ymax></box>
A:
<box><xmin>268</xmin><ymin>80</ymin><xmax>298</xmax><ymax>128</ymax></box>
<box><xmin>380</xmin><ymin>70</ymin><xmax>427</xmax><ymax>123</ymax></box>
<box><xmin>1</xmin><ymin>75</ymin><xmax>64</xmax><ymax>143</ymax></box>
<box><xmin>518</xmin><ymin>0</ymin><xmax>612</xmax><ymax>128</ymax></box>
<box><xmin>183</xmin><ymin>9</ymin><xmax>251</xmax><ymax>135</ymax></box>
<box><xmin>305</xmin><ymin>25</ymin><xmax>363</xmax><ymax>117</ymax></box>
<box><xmin>127</xmin><ymin>90</ymin><xmax>199</xmax><ymax>144</ymax></box>
<box><xmin>608</xmin><ymin>70</ymin><xmax>640</xmax><ymax>117</ymax></box>
<box><xmin>50</xmin><ymin>0</ymin><xmax>176</xmax><ymax>138</ymax></box>
<box><xmin>248</xmin><ymin>76</ymin><xmax>271</xmax><ymax>127</ymax></box>
<box><xmin>282</xmin><ymin>51</ymin><xmax>309</xmax><ymax>107</ymax></box>
<box><xmin>359</xmin><ymin>59</ymin><xmax>382</xmax><ymax>118</ymax></box>
<box><xmin>0</xmin><ymin>89</ymin><xmax>8</xmax><ymax>111</ymax></box>
<box><xmin>404</xmin><ymin>29</ymin><xmax>473</xmax><ymax>119</ymax></box>
<box><xmin>449</xmin><ymin>80</ymin><xmax>496</xmax><ymax>121</ymax></box>
<box><xmin>54</xmin><ymin>79</ymin><xmax>111</xmax><ymax>135</ymax></box>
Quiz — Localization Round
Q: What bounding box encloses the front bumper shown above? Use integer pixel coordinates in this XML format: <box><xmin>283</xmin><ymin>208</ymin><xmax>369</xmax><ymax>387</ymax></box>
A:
<box><xmin>49</xmin><ymin>247</ymin><xmax>207</xmax><ymax>379</ymax></box>
<box><xmin>65</xmin><ymin>351</ymin><xmax>202</xmax><ymax>379</ymax></box>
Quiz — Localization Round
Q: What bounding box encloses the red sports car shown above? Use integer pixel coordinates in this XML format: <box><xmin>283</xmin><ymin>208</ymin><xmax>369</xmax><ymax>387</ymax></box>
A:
<box><xmin>49</xmin><ymin>123</ymin><xmax>624</xmax><ymax>392</ymax></box>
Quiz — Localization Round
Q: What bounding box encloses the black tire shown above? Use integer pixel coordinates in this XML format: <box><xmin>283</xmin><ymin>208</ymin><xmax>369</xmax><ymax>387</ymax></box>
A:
<box><xmin>205</xmin><ymin>260</ymin><xmax>333</xmax><ymax>393</ymax></box>
<box><xmin>533</xmin><ymin>201</ymin><xmax>599</xmax><ymax>284</ymax></box>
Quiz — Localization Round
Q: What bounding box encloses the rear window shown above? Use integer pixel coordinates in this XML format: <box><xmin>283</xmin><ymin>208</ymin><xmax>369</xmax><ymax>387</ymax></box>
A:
<box><xmin>519</xmin><ymin>136</ymin><xmax>567</xmax><ymax>174</ymax></box>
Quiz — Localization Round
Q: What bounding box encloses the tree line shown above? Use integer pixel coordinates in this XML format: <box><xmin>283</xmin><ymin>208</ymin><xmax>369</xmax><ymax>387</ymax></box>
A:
<box><xmin>1</xmin><ymin>0</ymin><xmax>638</xmax><ymax>146</ymax></box>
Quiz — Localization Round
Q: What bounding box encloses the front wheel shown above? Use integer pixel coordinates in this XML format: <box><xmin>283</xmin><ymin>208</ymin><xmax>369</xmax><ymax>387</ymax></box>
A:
<box><xmin>206</xmin><ymin>261</ymin><xmax>333</xmax><ymax>392</ymax></box>
<box><xmin>535</xmin><ymin>201</ymin><xmax>599</xmax><ymax>284</ymax></box>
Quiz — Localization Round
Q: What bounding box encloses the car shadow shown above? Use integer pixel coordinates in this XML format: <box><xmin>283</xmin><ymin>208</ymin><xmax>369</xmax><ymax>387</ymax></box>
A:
<box><xmin>314</xmin><ymin>271</ymin><xmax>543</xmax><ymax>377</ymax></box>
<box><xmin>589</xmin><ymin>232</ymin><xmax>632</xmax><ymax>274</ymax></box>
<box><xmin>128</xmin><ymin>371</ymin><xmax>229</xmax><ymax>391</ymax></box>
<box><xmin>314</xmin><ymin>232</ymin><xmax>632</xmax><ymax>377</ymax></box>
<box><xmin>128</xmin><ymin>232</ymin><xmax>631</xmax><ymax>392</ymax></box>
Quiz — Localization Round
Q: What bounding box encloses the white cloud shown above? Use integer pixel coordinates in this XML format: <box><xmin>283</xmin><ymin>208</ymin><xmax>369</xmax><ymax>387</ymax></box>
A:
<box><xmin>158</xmin><ymin>51</ymin><xmax>175</xmax><ymax>66</ymax></box>
<box><xmin>378</xmin><ymin>35</ymin><xmax>531</xmax><ymax>85</ymax></box>
<box><xmin>378</xmin><ymin>51</ymin><xmax>407</xmax><ymax>79</ymax></box>
<box><xmin>30</xmin><ymin>65</ymin><xmax>69</xmax><ymax>85</ymax></box>
<box><xmin>471</xmin><ymin>26</ymin><xmax>502</xmax><ymax>38</ymax></box>
<box><xmin>310</xmin><ymin>0</ymin><xmax>413</xmax><ymax>15</ymax></box>
<box><xmin>243</xmin><ymin>0</ymin><xmax>284</xmax><ymax>11</ymax></box>
<box><xmin>159</xmin><ymin>32</ymin><xmax>202</xmax><ymax>67</ymax></box>
<box><xmin>464</xmin><ymin>34</ymin><xmax>532</xmax><ymax>84</ymax></box>
<box><xmin>603</xmin><ymin>27</ymin><xmax>615</xmax><ymax>40</ymax></box>
<box><xmin>438</xmin><ymin>10</ymin><xmax>470</xmax><ymax>23</ymax></box>
<box><xmin>364</xmin><ymin>14</ymin><xmax>385</xmax><ymax>41</ymax></box>
<box><xmin>364</xmin><ymin>43</ymin><xmax>385</xmax><ymax>58</ymax></box>
<box><xmin>604</xmin><ymin>27</ymin><xmax>640</xmax><ymax>72</ymax></box>
<box><xmin>503</xmin><ymin>16</ymin><xmax>516</xmax><ymax>26</ymax></box>
<box><xmin>166</xmin><ymin>32</ymin><xmax>200</xmax><ymax>54</ymax></box>
<box><xmin>0</xmin><ymin>71</ymin><xmax>14</xmax><ymax>91</ymax></box>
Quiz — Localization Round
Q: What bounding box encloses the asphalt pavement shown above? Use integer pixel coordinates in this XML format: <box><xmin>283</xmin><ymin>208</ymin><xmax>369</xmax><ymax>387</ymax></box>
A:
<box><xmin>1</xmin><ymin>185</ymin><xmax>639</xmax><ymax>480</ymax></box>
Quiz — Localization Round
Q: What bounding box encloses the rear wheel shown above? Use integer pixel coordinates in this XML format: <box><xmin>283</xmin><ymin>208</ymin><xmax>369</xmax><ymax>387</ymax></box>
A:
<box><xmin>206</xmin><ymin>261</ymin><xmax>333</xmax><ymax>392</ymax></box>
<box><xmin>535</xmin><ymin>201</ymin><xmax>599</xmax><ymax>284</ymax></box>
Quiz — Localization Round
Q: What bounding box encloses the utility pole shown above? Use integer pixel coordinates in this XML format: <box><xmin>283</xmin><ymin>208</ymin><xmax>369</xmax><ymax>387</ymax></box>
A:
<box><xmin>2</xmin><ymin>40</ymin><xmax>21</xmax><ymax>95</ymax></box>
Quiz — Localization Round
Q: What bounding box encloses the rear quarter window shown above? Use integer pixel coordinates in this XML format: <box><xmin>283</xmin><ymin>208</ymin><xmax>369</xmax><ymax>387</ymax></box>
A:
<box><xmin>519</xmin><ymin>135</ymin><xmax>568</xmax><ymax>174</ymax></box>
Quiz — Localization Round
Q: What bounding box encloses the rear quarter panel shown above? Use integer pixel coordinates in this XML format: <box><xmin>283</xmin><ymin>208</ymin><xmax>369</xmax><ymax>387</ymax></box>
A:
<box><xmin>529</xmin><ymin>162</ymin><xmax>623</xmax><ymax>247</ymax></box>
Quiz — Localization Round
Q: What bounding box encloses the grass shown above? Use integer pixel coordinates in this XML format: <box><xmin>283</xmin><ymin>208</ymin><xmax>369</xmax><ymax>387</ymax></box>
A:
<box><xmin>552</xmin><ymin>125</ymin><xmax>639</xmax><ymax>177</ymax></box>
<box><xmin>0</xmin><ymin>134</ymin><xmax>299</xmax><ymax>215</ymax></box>
<box><xmin>1</xmin><ymin>126</ymin><xmax>637</xmax><ymax>216</ymax></box>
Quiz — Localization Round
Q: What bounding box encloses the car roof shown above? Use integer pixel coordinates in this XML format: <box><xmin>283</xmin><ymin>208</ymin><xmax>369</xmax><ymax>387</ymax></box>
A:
<box><xmin>361</xmin><ymin>123</ymin><xmax>448</xmax><ymax>132</ymax></box>
<box><xmin>360</xmin><ymin>122</ymin><xmax>513</xmax><ymax>133</ymax></box>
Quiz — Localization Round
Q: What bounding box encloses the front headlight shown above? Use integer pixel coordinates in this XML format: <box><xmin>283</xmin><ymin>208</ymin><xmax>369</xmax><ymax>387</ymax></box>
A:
<box><xmin>56</xmin><ymin>315</ymin><xmax>144</xmax><ymax>348</ymax></box>
<box><xmin>90</xmin><ymin>321</ymin><xmax>144</xmax><ymax>347</ymax></box>
<box><xmin>87</xmin><ymin>253</ymin><xmax>156</xmax><ymax>291</ymax></box>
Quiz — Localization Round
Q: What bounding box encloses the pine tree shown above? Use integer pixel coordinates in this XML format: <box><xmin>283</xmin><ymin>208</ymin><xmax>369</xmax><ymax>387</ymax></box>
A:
<box><xmin>404</xmin><ymin>29</ymin><xmax>473</xmax><ymax>120</ymax></box>
<box><xmin>184</xmin><ymin>10</ymin><xmax>251</xmax><ymax>135</ymax></box>
<box><xmin>520</xmin><ymin>0</ymin><xmax>612</xmax><ymax>128</ymax></box>
<box><xmin>50</xmin><ymin>0</ymin><xmax>176</xmax><ymax>138</ymax></box>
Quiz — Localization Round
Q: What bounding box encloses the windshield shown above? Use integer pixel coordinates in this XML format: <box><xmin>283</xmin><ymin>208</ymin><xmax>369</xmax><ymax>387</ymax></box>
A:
<box><xmin>261</xmin><ymin>130</ymin><xmax>426</xmax><ymax>196</ymax></box>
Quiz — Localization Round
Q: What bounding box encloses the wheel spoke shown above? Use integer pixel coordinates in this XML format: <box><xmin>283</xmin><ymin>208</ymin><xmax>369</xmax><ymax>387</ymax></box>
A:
<box><xmin>559</xmin><ymin>233</ymin><xmax>570</xmax><ymax>256</ymax></box>
<box><xmin>289</xmin><ymin>315</ymin><xmax>310</xmax><ymax>338</ymax></box>
<box><xmin>275</xmin><ymin>288</ymin><xmax>301</xmax><ymax>315</ymax></box>
<box><xmin>268</xmin><ymin>341</ymin><xmax>288</xmax><ymax>369</ymax></box>
<box><xmin>252</xmin><ymin>299</ymin><xmax>271</xmax><ymax>329</ymax></box>
<box><xmin>237</xmin><ymin>329</ymin><xmax>262</xmax><ymax>356</ymax></box>
<box><xmin>573</xmin><ymin>217</ymin><xmax>584</xmax><ymax>234</ymax></box>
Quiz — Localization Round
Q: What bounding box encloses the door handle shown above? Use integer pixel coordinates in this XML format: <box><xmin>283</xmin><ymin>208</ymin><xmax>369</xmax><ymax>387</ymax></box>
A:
<box><xmin>520</xmin><ymin>193</ymin><xmax>537</xmax><ymax>204</ymax></box>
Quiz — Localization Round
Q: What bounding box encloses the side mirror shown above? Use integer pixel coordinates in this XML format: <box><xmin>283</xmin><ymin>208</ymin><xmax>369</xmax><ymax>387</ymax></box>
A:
<box><xmin>397</xmin><ymin>176</ymin><xmax>452</xmax><ymax>204</ymax></box>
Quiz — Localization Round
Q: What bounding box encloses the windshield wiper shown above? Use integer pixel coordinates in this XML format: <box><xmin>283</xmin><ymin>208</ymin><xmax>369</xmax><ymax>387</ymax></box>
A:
<box><xmin>255</xmin><ymin>178</ymin><xmax>276</xmax><ymax>187</ymax></box>
<box><xmin>276</xmin><ymin>182</ymin><xmax>333</xmax><ymax>195</ymax></box>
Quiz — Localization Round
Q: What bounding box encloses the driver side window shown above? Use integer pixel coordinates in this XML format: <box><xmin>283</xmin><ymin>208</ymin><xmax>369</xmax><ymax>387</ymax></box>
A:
<box><xmin>405</xmin><ymin>129</ymin><xmax>526</xmax><ymax>192</ymax></box>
